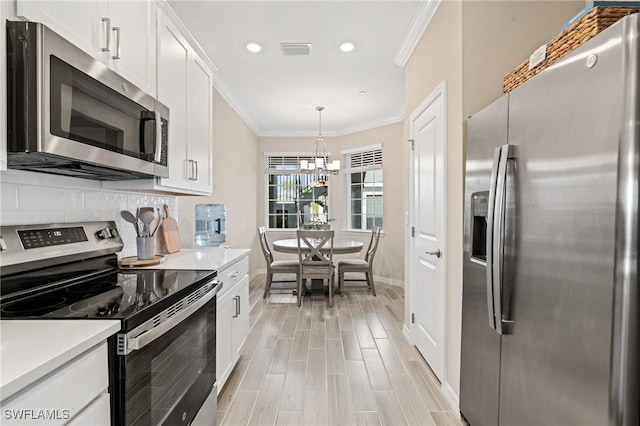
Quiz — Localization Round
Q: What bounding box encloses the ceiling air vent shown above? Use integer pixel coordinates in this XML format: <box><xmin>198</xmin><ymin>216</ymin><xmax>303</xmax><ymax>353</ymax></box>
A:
<box><xmin>280</xmin><ymin>43</ymin><xmax>312</xmax><ymax>56</ymax></box>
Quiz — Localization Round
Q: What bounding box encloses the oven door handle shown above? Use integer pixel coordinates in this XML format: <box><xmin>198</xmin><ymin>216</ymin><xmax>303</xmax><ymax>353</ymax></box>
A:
<box><xmin>121</xmin><ymin>280</ymin><xmax>221</xmax><ymax>355</ymax></box>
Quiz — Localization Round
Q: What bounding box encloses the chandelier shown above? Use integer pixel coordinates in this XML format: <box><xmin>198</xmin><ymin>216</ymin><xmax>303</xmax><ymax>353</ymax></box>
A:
<box><xmin>300</xmin><ymin>106</ymin><xmax>340</xmax><ymax>174</ymax></box>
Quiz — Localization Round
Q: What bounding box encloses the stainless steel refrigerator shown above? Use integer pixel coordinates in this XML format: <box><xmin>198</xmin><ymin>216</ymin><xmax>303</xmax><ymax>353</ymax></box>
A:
<box><xmin>460</xmin><ymin>13</ymin><xmax>638</xmax><ymax>426</ymax></box>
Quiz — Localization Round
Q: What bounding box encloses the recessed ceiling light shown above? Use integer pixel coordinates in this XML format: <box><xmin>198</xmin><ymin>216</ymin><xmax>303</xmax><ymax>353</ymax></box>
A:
<box><xmin>246</xmin><ymin>42</ymin><xmax>262</xmax><ymax>53</ymax></box>
<box><xmin>359</xmin><ymin>90</ymin><xmax>367</xmax><ymax>95</ymax></box>
<box><xmin>340</xmin><ymin>42</ymin><xmax>355</xmax><ymax>52</ymax></box>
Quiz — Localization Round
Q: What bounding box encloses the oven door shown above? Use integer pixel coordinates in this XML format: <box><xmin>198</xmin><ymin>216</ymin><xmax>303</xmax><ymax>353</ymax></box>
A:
<box><xmin>110</xmin><ymin>284</ymin><xmax>218</xmax><ymax>426</ymax></box>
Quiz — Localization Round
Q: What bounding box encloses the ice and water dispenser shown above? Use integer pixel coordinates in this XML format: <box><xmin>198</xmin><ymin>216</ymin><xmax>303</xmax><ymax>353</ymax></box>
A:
<box><xmin>195</xmin><ymin>204</ymin><xmax>227</xmax><ymax>247</ymax></box>
<box><xmin>470</xmin><ymin>192</ymin><xmax>489</xmax><ymax>262</ymax></box>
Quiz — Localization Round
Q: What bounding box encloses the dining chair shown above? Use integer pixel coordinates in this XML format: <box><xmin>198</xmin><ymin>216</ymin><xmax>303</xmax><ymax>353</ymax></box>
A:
<box><xmin>258</xmin><ymin>226</ymin><xmax>299</xmax><ymax>299</ymax></box>
<box><xmin>296</xmin><ymin>230</ymin><xmax>335</xmax><ymax>307</ymax></box>
<box><xmin>336</xmin><ymin>226</ymin><xmax>382</xmax><ymax>296</ymax></box>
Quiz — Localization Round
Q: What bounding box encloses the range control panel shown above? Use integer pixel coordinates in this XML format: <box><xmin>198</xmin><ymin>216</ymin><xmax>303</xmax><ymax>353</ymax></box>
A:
<box><xmin>17</xmin><ymin>227</ymin><xmax>88</xmax><ymax>249</ymax></box>
<box><xmin>0</xmin><ymin>221</ymin><xmax>123</xmax><ymax>274</ymax></box>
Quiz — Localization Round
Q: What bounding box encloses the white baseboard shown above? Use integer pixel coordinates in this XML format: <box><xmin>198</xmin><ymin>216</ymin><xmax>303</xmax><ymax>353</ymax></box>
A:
<box><xmin>250</xmin><ymin>269</ymin><xmax>264</xmax><ymax>281</ymax></box>
<box><xmin>374</xmin><ymin>276</ymin><xmax>404</xmax><ymax>288</ymax></box>
<box><xmin>442</xmin><ymin>381</ymin><xmax>460</xmax><ymax>413</ymax></box>
<box><xmin>402</xmin><ymin>324</ymin><xmax>412</xmax><ymax>343</ymax></box>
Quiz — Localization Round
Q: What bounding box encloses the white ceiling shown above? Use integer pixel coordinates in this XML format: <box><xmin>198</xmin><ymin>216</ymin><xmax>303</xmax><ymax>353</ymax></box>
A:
<box><xmin>167</xmin><ymin>0</ymin><xmax>424</xmax><ymax>136</ymax></box>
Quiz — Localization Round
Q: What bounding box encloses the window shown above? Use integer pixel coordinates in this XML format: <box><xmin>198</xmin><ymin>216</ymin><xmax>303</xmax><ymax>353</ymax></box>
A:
<box><xmin>265</xmin><ymin>154</ymin><xmax>329</xmax><ymax>229</ymax></box>
<box><xmin>344</xmin><ymin>145</ymin><xmax>383</xmax><ymax>230</ymax></box>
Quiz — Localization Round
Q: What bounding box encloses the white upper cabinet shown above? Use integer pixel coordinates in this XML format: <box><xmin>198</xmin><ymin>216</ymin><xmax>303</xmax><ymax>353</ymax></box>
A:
<box><xmin>187</xmin><ymin>55</ymin><xmax>213</xmax><ymax>194</ymax></box>
<box><xmin>16</xmin><ymin>0</ymin><xmax>156</xmax><ymax>96</ymax></box>
<box><xmin>103</xmin><ymin>1</ymin><xmax>157</xmax><ymax>96</ymax></box>
<box><xmin>156</xmin><ymin>12</ymin><xmax>190</xmax><ymax>191</ymax></box>
<box><xmin>110</xmin><ymin>6</ymin><xmax>213</xmax><ymax>195</ymax></box>
<box><xmin>15</xmin><ymin>0</ymin><xmax>214</xmax><ymax>195</ymax></box>
<box><xmin>16</xmin><ymin>1</ymin><xmax>103</xmax><ymax>57</ymax></box>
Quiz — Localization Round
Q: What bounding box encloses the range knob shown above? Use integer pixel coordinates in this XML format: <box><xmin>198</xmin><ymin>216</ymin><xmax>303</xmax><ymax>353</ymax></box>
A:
<box><xmin>96</xmin><ymin>227</ymin><xmax>119</xmax><ymax>240</ymax></box>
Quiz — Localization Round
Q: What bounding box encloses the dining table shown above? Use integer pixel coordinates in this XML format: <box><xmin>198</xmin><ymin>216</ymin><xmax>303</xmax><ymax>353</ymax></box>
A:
<box><xmin>271</xmin><ymin>238</ymin><xmax>364</xmax><ymax>300</ymax></box>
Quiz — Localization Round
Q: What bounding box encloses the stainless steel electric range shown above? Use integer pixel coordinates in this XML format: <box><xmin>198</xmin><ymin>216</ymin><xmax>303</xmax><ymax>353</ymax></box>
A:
<box><xmin>0</xmin><ymin>221</ymin><xmax>221</xmax><ymax>426</ymax></box>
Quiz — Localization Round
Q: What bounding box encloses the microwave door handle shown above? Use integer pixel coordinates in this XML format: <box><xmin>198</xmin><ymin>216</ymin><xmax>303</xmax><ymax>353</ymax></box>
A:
<box><xmin>485</xmin><ymin>147</ymin><xmax>501</xmax><ymax>331</ymax></box>
<box><xmin>154</xmin><ymin>111</ymin><xmax>162</xmax><ymax>164</ymax></box>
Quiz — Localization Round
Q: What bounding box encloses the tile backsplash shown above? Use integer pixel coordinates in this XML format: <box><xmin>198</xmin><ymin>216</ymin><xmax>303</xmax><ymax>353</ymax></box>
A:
<box><xmin>0</xmin><ymin>169</ymin><xmax>178</xmax><ymax>258</ymax></box>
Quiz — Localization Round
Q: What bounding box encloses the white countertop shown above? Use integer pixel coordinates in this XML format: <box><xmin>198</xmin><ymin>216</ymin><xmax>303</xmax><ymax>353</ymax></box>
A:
<box><xmin>0</xmin><ymin>249</ymin><xmax>249</xmax><ymax>402</ymax></box>
<box><xmin>0</xmin><ymin>320</ymin><xmax>121</xmax><ymax>402</ymax></box>
<box><xmin>136</xmin><ymin>248</ymin><xmax>250</xmax><ymax>271</ymax></box>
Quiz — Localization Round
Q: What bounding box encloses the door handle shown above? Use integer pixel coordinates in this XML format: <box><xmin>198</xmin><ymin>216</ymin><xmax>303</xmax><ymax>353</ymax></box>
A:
<box><xmin>112</xmin><ymin>26</ymin><xmax>121</xmax><ymax>60</ymax></box>
<box><xmin>487</xmin><ymin>144</ymin><xmax>516</xmax><ymax>336</ymax></box>
<box><xmin>154</xmin><ymin>111</ymin><xmax>162</xmax><ymax>164</ymax></box>
<box><xmin>101</xmin><ymin>17</ymin><xmax>111</xmax><ymax>52</ymax></box>
<box><xmin>189</xmin><ymin>160</ymin><xmax>197</xmax><ymax>180</ymax></box>
<box><xmin>425</xmin><ymin>249</ymin><xmax>441</xmax><ymax>258</ymax></box>
<box><xmin>233</xmin><ymin>296</ymin><xmax>240</xmax><ymax>318</ymax></box>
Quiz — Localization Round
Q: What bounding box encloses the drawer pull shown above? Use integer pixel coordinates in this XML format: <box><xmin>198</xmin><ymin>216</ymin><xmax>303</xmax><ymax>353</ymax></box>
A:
<box><xmin>229</xmin><ymin>271</ymin><xmax>241</xmax><ymax>278</ymax></box>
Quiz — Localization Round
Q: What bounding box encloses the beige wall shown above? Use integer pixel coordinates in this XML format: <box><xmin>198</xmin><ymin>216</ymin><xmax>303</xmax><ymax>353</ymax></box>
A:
<box><xmin>462</xmin><ymin>1</ymin><xmax>585</xmax><ymax>118</ymax></box>
<box><xmin>178</xmin><ymin>88</ymin><xmax>261</xmax><ymax>273</ymax></box>
<box><xmin>258</xmin><ymin>121</ymin><xmax>404</xmax><ymax>285</ymax></box>
<box><xmin>403</xmin><ymin>0</ymin><xmax>584</xmax><ymax>401</ymax></box>
<box><xmin>404</xmin><ymin>0</ymin><xmax>464</xmax><ymax>399</ymax></box>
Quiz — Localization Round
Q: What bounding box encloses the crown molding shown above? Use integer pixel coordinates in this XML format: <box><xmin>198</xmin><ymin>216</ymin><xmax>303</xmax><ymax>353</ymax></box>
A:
<box><xmin>160</xmin><ymin>0</ymin><xmax>262</xmax><ymax>136</ymax></box>
<box><xmin>257</xmin><ymin>109</ymin><xmax>405</xmax><ymax>138</ymax></box>
<box><xmin>393</xmin><ymin>0</ymin><xmax>442</xmax><ymax>67</ymax></box>
<box><xmin>210</xmin><ymin>71</ymin><xmax>262</xmax><ymax>136</ymax></box>
<box><xmin>158</xmin><ymin>0</ymin><xmax>217</xmax><ymax>72</ymax></box>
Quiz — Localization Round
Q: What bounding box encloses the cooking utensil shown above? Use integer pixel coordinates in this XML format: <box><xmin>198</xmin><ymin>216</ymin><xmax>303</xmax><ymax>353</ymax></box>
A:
<box><xmin>139</xmin><ymin>211</ymin><xmax>155</xmax><ymax>237</ymax></box>
<box><xmin>160</xmin><ymin>204</ymin><xmax>182</xmax><ymax>254</ymax></box>
<box><xmin>120</xmin><ymin>210</ymin><xmax>140</xmax><ymax>236</ymax></box>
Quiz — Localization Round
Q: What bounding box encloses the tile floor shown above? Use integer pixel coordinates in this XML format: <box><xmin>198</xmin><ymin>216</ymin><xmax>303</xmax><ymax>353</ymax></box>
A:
<box><xmin>217</xmin><ymin>276</ymin><xmax>466</xmax><ymax>426</ymax></box>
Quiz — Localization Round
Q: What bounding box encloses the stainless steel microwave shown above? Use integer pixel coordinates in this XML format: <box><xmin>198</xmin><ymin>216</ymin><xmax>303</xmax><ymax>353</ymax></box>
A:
<box><xmin>6</xmin><ymin>21</ymin><xmax>169</xmax><ymax>180</ymax></box>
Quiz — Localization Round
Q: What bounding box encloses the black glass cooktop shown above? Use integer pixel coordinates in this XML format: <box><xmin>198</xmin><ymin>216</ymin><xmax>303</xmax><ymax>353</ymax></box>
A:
<box><xmin>0</xmin><ymin>256</ymin><xmax>217</xmax><ymax>331</ymax></box>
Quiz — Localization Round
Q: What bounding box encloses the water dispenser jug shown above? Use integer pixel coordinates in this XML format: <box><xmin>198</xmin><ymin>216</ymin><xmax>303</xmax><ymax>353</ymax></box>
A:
<box><xmin>195</xmin><ymin>204</ymin><xmax>226</xmax><ymax>247</ymax></box>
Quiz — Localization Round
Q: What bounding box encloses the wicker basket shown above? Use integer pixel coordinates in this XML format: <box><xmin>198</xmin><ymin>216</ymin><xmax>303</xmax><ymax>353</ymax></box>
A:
<box><xmin>503</xmin><ymin>6</ymin><xmax>640</xmax><ymax>93</ymax></box>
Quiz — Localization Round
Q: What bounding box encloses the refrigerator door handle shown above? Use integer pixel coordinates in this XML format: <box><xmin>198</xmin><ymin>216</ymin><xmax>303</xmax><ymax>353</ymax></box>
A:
<box><xmin>490</xmin><ymin>144</ymin><xmax>515</xmax><ymax>335</ymax></box>
<box><xmin>485</xmin><ymin>147</ymin><xmax>502</xmax><ymax>331</ymax></box>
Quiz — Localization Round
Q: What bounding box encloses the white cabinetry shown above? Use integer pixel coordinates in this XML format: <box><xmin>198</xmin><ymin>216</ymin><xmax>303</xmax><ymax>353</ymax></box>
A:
<box><xmin>156</xmin><ymin>8</ymin><xmax>212</xmax><ymax>194</ymax></box>
<box><xmin>16</xmin><ymin>0</ymin><xmax>156</xmax><ymax>96</ymax></box>
<box><xmin>1</xmin><ymin>343</ymin><xmax>110</xmax><ymax>425</ymax></box>
<box><xmin>106</xmin><ymin>6</ymin><xmax>213</xmax><ymax>195</ymax></box>
<box><xmin>216</xmin><ymin>256</ymin><xmax>250</xmax><ymax>392</ymax></box>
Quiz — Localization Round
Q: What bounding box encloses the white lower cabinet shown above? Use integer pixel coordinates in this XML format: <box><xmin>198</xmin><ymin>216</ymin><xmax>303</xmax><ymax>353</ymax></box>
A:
<box><xmin>216</xmin><ymin>256</ymin><xmax>250</xmax><ymax>392</ymax></box>
<box><xmin>1</xmin><ymin>343</ymin><xmax>110</xmax><ymax>425</ymax></box>
<box><xmin>67</xmin><ymin>393</ymin><xmax>110</xmax><ymax>426</ymax></box>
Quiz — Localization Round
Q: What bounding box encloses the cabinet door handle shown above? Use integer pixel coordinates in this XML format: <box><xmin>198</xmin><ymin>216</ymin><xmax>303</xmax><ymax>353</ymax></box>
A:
<box><xmin>229</xmin><ymin>271</ymin><xmax>241</xmax><ymax>278</ymax></box>
<box><xmin>112</xmin><ymin>27</ymin><xmax>121</xmax><ymax>60</ymax></box>
<box><xmin>233</xmin><ymin>296</ymin><xmax>240</xmax><ymax>318</ymax></box>
<box><xmin>101</xmin><ymin>17</ymin><xmax>111</xmax><ymax>52</ymax></box>
<box><xmin>190</xmin><ymin>160</ymin><xmax>197</xmax><ymax>180</ymax></box>
<box><xmin>186</xmin><ymin>159</ymin><xmax>193</xmax><ymax>180</ymax></box>
<box><xmin>194</xmin><ymin>160</ymin><xmax>199</xmax><ymax>181</ymax></box>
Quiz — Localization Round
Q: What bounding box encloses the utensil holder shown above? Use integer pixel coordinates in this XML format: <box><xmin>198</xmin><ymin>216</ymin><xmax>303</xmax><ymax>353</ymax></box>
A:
<box><xmin>137</xmin><ymin>237</ymin><xmax>155</xmax><ymax>260</ymax></box>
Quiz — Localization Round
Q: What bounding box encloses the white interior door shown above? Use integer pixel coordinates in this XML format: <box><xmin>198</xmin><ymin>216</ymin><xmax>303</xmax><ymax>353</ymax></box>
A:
<box><xmin>410</xmin><ymin>82</ymin><xmax>446</xmax><ymax>382</ymax></box>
